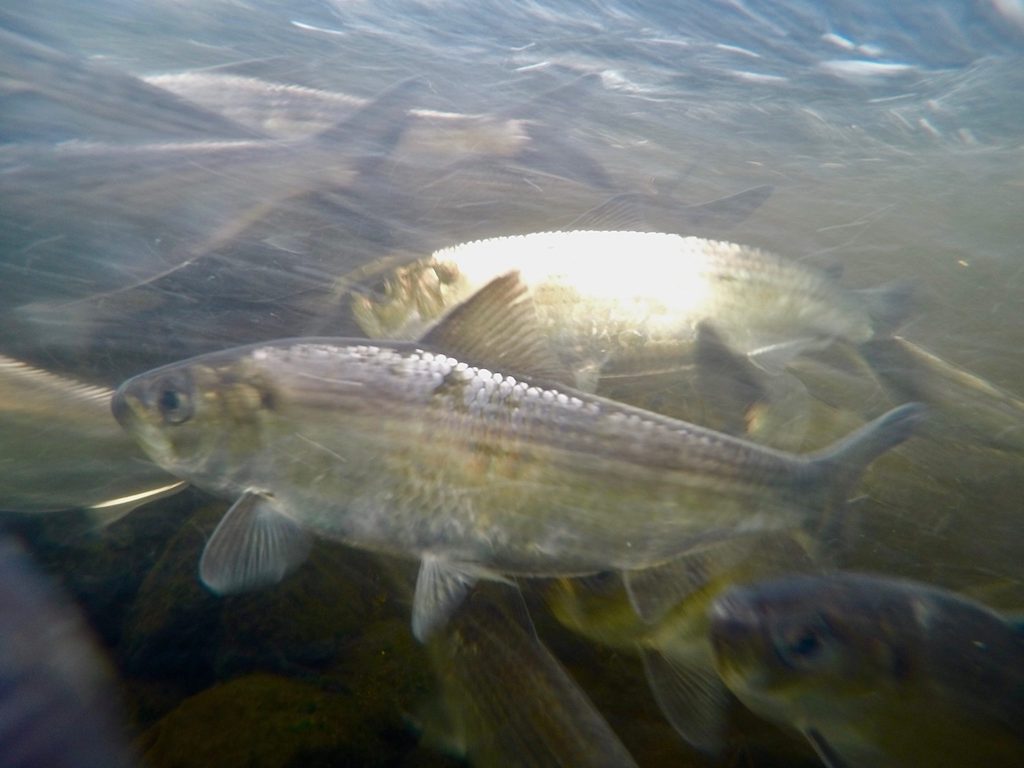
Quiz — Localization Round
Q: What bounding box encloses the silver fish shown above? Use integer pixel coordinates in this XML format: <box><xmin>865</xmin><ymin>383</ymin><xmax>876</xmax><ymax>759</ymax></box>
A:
<box><xmin>350</xmin><ymin>231</ymin><xmax>911</xmax><ymax>382</ymax></box>
<box><xmin>111</xmin><ymin>274</ymin><xmax>924</xmax><ymax>641</ymax></box>
<box><xmin>0</xmin><ymin>354</ymin><xmax>183</xmax><ymax>518</ymax></box>
<box><xmin>709</xmin><ymin>572</ymin><xmax>1024</xmax><ymax>768</ymax></box>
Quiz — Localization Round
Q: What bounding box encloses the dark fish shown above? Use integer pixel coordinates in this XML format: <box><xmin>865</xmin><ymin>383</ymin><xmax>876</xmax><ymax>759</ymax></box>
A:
<box><xmin>709</xmin><ymin>572</ymin><xmax>1024</xmax><ymax>768</ymax></box>
<box><xmin>549</xmin><ymin>532</ymin><xmax>818</xmax><ymax>757</ymax></box>
<box><xmin>111</xmin><ymin>272</ymin><xmax>924</xmax><ymax>641</ymax></box>
<box><xmin>0</xmin><ymin>536</ymin><xmax>135</xmax><ymax>768</ymax></box>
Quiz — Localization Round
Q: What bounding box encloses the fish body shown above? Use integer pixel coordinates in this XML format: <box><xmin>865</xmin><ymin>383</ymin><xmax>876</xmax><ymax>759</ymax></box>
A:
<box><xmin>144</xmin><ymin>72</ymin><xmax>532</xmax><ymax>158</ymax></box>
<box><xmin>352</xmin><ymin>231</ymin><xmax>906</xmax><ymax>383</ymax></box>
<box><xmin>111</xmin><ymin>275</ymin><xmax>923</xmax><ymax>639</ymax></box>
<box><xmin>0</xmin><ymin>354</ymin><xmax>183</xmax><ymax>516</ymax></box>
<box><xmin>709</xmin><ymin>572</ymin><xmax>1024</xmax><ymax>768</ymax></box>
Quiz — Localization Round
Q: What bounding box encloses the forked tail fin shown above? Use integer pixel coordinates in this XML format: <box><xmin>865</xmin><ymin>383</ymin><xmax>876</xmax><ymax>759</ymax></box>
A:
<box><xmin>804</xmin><ymin>402</ymin><xmax>926</xmax><ymax>506</ymax></box>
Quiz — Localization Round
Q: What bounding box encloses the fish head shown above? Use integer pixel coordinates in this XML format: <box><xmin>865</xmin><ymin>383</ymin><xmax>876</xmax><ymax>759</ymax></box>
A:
<box><xmin>111</xmin><ymin>354</ymin><xmax>272</xmax><ymax>487</ymax></box>
<box><xmin>708</xmin><ymin>575</ymin><xmax>914</xmax><ymax>718</ymax></box>
<box><xmin>351</xmin><ymin>257</ymin><xmax>473</xmax><ymax>339</ymax></box>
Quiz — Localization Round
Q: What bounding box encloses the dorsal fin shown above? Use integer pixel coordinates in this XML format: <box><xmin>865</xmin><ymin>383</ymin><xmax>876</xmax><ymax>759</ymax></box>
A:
<box><xmin>418</xmin><ymin>271</ymin><xmax>575</xmax><ymax>385</ymax></box>
<box><xmin>567</xmin><ymin>192</ymin><xmax>650</xmax><ymax>231</ymax></box>
<box><xmin>679</xmin><ymin>184</ymin><xmax>774</xmax><ymax>228</ymax></box>
<box><xmin>501</xmin><ymin>73</ymin><xmax>603</xmax><ymax>117</ymax></box>
<box><xmin>499</xmin><ymin>74</ymin><xmax>613</xmax><ymax>189</ymax></box>
<box><xmin>314</xmin><ymin>76</ymin><xmax>426</xmax><ymax>167</ymax></box>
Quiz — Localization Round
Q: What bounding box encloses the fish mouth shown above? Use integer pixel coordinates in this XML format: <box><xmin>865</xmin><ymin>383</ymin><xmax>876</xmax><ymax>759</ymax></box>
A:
<box><xmin>109</xmin><ymin>382</ymin><xmax>180</xmax><ymax>470</ymax></box>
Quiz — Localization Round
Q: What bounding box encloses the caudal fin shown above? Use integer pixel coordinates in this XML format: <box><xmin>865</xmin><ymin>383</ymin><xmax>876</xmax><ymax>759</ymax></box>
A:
<box><xmin>805</xmin><ymin>402</ymin><xmax>926</xmax><ymax>505</ymax></box>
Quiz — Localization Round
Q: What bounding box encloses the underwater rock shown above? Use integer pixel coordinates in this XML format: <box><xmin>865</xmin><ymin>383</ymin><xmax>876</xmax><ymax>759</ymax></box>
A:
<box><xmin>136</xmin><ymin>672</ymin><xmax>441</xmax><ymax>768</ymax></box>
<box><xmin>122</xmin><ymin>500</ymin><xmax>226</xmax><ymax>687</ymax></box>
<box><xmin>215</xmin><ymin>544</ymin><xmax>396</xmax><ymax>677</ymax></box>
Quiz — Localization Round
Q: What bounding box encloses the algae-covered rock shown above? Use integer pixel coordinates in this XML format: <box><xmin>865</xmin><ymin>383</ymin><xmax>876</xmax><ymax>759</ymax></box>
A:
<box><xmin>215</xmin><ymin>543</ymin><xmax>394</xmax><ymax>677</ymax></box>
<box><xmin>328</xmin><ymin>616</ymin><xmax>435</xmax><ymax>713</ymax></box>
<box><xmin>121</xmin><ymin>500</ymin><xmax>225</xmax><ymax>686</ymax></box>
<box><xmin>138</xmin><ymin>672</ymin><xmax>407</xmax><ymax>767</ymax></box>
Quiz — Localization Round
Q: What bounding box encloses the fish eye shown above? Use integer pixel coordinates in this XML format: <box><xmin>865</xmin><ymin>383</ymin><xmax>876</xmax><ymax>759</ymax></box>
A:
<box><xmin>788</xmin><ymin>628</ymin><xmax>823</xmax><ymax>658</ymax></box>
<box><xmin>368</xmin><ymin>278</ymin><xmax>389</xmax><ymax>299</ymax></box>
<box><xmin>774</xmin><ymin>614</ymin><xmax>832</xmax><ymax>669</ymax></box>
<box><xmin>152</xmin><ymin>373</ymin><xmax>194</xmax><ymax>425</ymax></box>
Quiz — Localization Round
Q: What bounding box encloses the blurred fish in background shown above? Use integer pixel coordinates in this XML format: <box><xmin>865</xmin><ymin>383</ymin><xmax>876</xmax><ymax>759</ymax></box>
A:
<box><xmin>0</xmin><ymin>353</ymin><xmax>183</xmax><ymax>518</ymax></box>
<box><xmin>0</xmin><ymin>536</ymin><xmax>135</xmax><ymax>768</ymax></box>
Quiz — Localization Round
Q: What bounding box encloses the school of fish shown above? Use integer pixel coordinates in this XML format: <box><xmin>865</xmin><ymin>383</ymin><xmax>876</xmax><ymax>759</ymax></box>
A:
<box><xmin>2</xmin><ymin>13</ymin><xmax>1023</xmax><ymax>768</ymax></box>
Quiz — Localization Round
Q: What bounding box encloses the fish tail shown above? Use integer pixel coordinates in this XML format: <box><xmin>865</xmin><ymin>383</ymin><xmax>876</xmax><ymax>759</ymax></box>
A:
<box><xmin>856</xmin><ymin>279</ymin><xmax>915</xmax><ymax>337</ymax></box>
<box><xmin>804</xmin><ymin>402</ymin><xmax>926</xmax><ymax>505</ymax></box>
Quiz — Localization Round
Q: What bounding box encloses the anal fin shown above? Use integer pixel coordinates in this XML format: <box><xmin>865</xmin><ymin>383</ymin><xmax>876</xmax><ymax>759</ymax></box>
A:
<box><xmin>413</xmin><ymin>555</ymin><xmax>509</xmax><ymax>642</ymax></box>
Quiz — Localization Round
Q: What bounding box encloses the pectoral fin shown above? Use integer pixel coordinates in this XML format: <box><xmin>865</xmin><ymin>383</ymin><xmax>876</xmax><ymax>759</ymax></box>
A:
<box><xmin>624</xmin><ymin>555</ymin><xmax>717</xmax><ymax>625</ymax></box>
<box><xmin>199</xmin><ymin>491</ymin><xmax>312</xmax><ymax>595</ymax></box>
<box><xmin>641</xmin><ymin>646</ymin><xmax>729</xmax><ymax>756</ymax></box>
